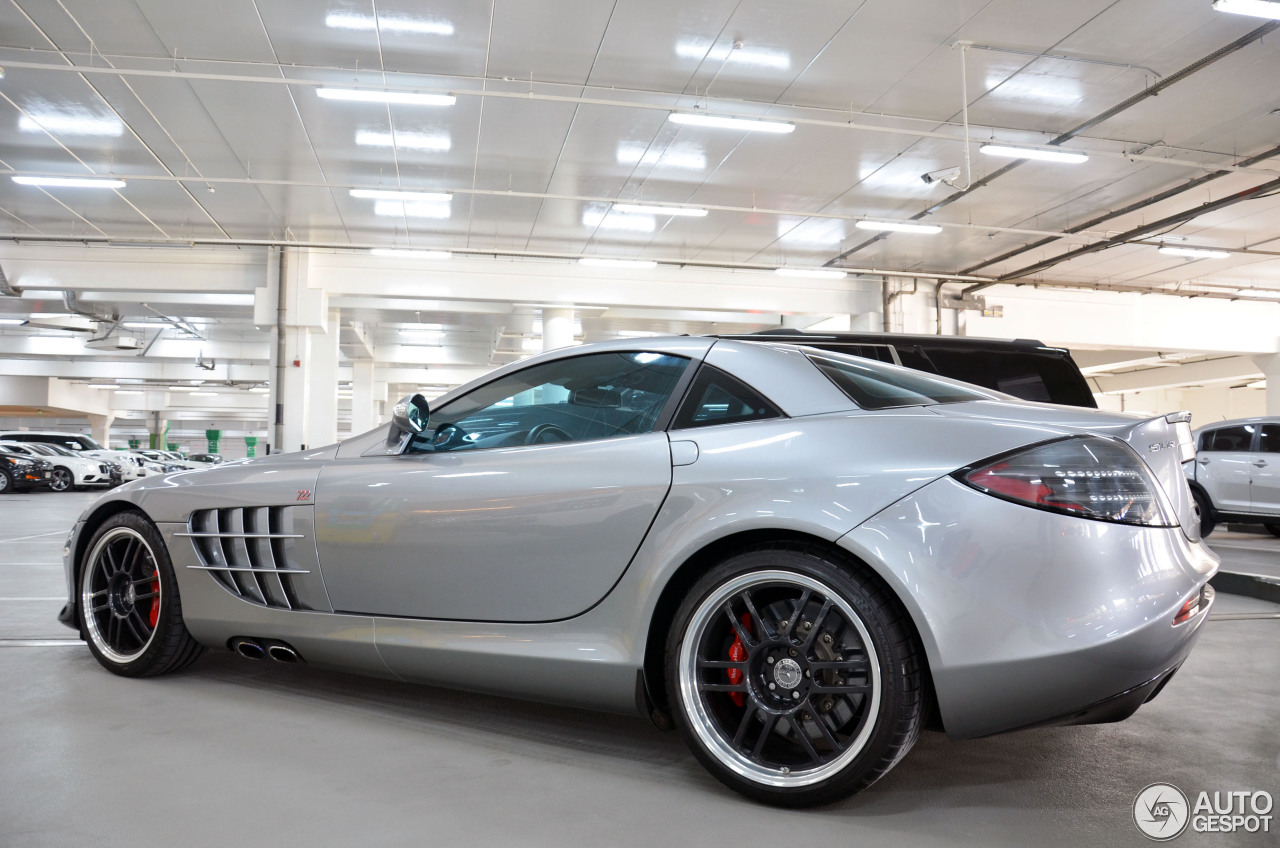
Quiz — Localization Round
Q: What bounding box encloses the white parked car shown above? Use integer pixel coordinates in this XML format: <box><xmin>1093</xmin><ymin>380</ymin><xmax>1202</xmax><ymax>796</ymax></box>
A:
<box><xmin>0</xmin><ymin>431</ymin><xmax>148</xmax><ymax>482</ymax></box>
<box><xmin>1184</xmin><ymin>417</ymin><xmax>1280</xmax><ymax>537</ymax></box>
<box><xmin>0</xmin><ymin>441</ymin><xmax>118</xmax><ymax>491</ymax></box>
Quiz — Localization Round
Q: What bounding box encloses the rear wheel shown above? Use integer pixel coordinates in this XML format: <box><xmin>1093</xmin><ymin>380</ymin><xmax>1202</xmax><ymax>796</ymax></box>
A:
<box><xmin>78</xmin><ymin>512</ymin><xmax>203</xmax><ymax>677</ymax></box>
<box><xmin>1192</xmin><ymin>488</ymin><xmax>1216</xmax><ymax>538</ymax></box>
<box><xmin>665</xmin><ymin>545</ymin><xmax>924</xmax><ymax>807</ymax></box>
<box><xmin>49</xmin><ymin>467</ymin><xmax>74</xmax><ymax>492</ymax></box>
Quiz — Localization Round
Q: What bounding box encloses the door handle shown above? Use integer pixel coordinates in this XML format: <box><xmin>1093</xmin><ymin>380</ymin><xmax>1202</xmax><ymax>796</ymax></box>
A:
<box><xmin>1253</xmin><ymin>460</ymin><xmax>1268</xmax><ymax>468</ymax></box>
<box><xmin>1198</xmin><ymin>457</ymin><xmax>1210</xmax><ymax>465</ymax></box>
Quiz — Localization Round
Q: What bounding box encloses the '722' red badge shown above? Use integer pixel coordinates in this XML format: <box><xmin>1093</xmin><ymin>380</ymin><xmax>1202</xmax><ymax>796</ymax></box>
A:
<box><xmin>296</xmin><ymin>489</ymin><xmax>312</xmax><ymax>501</ymax></box>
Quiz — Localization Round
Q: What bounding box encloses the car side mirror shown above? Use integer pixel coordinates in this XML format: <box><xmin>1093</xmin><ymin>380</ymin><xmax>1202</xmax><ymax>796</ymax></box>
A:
<box><xmin>392</xmin><ymin>394</ymin><xmax>430</xmax><ymax>435</ymax></box>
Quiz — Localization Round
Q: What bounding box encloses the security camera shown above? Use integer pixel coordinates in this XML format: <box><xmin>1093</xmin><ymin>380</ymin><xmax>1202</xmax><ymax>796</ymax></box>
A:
<box><xmin>921</xmin><ymin>166</ymin><xmax>962</xmax><ymax>186</ymax></box>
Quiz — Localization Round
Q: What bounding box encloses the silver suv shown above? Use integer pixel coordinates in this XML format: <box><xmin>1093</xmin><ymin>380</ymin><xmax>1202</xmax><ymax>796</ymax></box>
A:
<box><xmin>1184</xmin><ymin>416</ymin><xmax>1280</xmax><ymax>537</ymax></box>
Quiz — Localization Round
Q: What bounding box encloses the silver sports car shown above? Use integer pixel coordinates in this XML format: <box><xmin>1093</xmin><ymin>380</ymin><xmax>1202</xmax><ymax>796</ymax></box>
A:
<box><xmin>60</xmin><ymin>337</ymin><xmax>1217</xmax><ymax>806</ymax></box>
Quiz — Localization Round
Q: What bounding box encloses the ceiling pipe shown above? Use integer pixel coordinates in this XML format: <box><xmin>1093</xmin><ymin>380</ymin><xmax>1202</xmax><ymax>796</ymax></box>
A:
<box><xmin>961</xmin><ymin>139</ymin><xmax>1280</xmax><ymax>275</ymax></box>
<box><xmin>828</xmin><ymin>20</ymin><xmax>1280</xmax><ymax>267</ymax></box>
<box><xmin>964</xmin><ymin>173</ymin><xmax>1280</xmax><ymax>295</ymax></box>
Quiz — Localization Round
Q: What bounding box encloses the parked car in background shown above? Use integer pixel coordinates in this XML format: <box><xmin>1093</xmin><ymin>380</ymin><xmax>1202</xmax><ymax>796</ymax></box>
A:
<box><xmin>0</xmin><ymin>441</ymin><xmax>117</xmax><ymax>491</ymax></box>
<box><xmin>722</xmin><ymin>330</ymin><xmax>1097</xmax><ymax>408</ymax></box>
<box><xmin>185</xmin><ymin>453</ymin><xmax>224</xmax><ymax>465</ymax></box>
<box><xmin>1184</xmin><ymin>417</ymin><xmax>1280</xmax><ymax>537</ymax></box>
<box><xmin>0</xmin><ymin>432</ymin><xmax>151</xmax><ymax>482</ymax></box>
<box><xmin>60</xmin><ymin>336</ymin><xmax>1214</xmax><ymax>807</ymax></box>
<box><xmin>134</xmin><ymin>449</ymin><xmax>202</xmax><ymax>471</ymax></box>
<box><xmin>0</xmin><ymin>447</ymin><xmax>54</xmax><ymax>493</ymax></box>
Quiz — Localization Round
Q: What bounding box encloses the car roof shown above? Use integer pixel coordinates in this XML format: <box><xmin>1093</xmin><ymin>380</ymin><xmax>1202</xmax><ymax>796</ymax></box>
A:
<box><xmin>1193</xmin><ymin>416</ymin><xmax>1280</xmax><ymax>433</ymax></box>
<box><xmin>716</xmin><ymin>329</ymin><xmax>1068</xmax><ymax>354</ymax></box>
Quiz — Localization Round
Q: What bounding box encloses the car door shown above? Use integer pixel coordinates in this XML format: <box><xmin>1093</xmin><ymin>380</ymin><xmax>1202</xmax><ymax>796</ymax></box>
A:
<box><xmin>1248</xmin><ymin>423</ymin><xmax>1280</xmax><ymax>516</ymax></box>
<box><xmin>1196</xmin><ymin>425</ymin><xmax>1256</xmax><ymax>512</ymax></box>
<box><xmin>313</xmin><ymin>350</ymin><xmax>694</xmax><ymax>622</ymax></box>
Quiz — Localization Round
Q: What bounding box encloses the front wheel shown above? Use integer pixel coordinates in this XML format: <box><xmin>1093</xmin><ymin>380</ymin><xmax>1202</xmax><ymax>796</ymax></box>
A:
<box><xmin>49</xmin><ymin>467</ymin><xmax>74</xmax><ymax>492</ymax></box>
<box><xmin>665</xmin><ymin>545</ymin><xmax>924</xmax><ymax>807</ymax></box>
<box><xmin>78</xmin><ymin>512</ymin><xmax>204</xmax><ymax>677</ymax></box>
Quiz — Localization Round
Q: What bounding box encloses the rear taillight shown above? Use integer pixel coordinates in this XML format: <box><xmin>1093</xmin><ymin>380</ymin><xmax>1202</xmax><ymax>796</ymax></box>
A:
<box><xmin>957</xmin><ymin>436</ymin><xmax>1177</xmax><ymax>527</ymax></box>
<box><xmin>1173</xmin><ymin>584</ymin><xmax>1214</xmax><ymax>625</ymax></box>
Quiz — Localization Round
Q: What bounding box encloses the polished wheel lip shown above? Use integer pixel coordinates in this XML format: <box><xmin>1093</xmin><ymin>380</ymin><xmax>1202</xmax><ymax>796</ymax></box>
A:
<box><xmin>81</xmin><ymin>526</ymin><xmax>161</xmax><ymax>664</ymax></box>
<box><xmin>678</xmin><ymin>569</ymin><xmax>882</xmax><ymax>789</ymax></box>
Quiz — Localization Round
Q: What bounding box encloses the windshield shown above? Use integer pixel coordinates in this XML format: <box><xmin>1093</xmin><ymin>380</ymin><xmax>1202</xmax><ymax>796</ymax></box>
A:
<box><xmin>805</xmin><ymin>350</ymin><xmax>997</xmax><ymax>409</ymax></box>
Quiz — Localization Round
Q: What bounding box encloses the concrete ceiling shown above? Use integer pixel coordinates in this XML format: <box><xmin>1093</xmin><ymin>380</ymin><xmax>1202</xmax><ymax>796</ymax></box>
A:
<box><xmin>2</xmin><ymin>0</ymin><xmax>1280</xmax><ymax>432</ymax></box>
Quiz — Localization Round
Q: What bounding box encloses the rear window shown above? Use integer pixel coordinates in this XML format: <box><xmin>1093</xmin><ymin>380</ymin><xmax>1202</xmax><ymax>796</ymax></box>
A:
<box><xmin>806</xmin><ymin>352</ymin><xmax>993</xmax><ymax>409</ymax></box>
<box><xmin>907</xmin><ymin>347</ymin><xmax>1095</xmax><ymax>406</ymax></box>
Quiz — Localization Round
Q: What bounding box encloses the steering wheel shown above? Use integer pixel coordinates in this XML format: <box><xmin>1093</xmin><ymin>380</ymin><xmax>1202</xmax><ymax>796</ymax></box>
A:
<box><xmin>524</xmin><ymin>423</ymin><xmax>572</xmax><ymax>445</ymax></box>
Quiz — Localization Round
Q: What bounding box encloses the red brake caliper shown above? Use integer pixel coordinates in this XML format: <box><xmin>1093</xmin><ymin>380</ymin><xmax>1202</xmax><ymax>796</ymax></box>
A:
<box><xmin>727</xmin><ymin>614</ymin><xmax>751</xmax><ymax>707</ymax></box>
<box><xmin>148</xmin><ymin>571</ymin><xmax>160</xmax><ymax>628</ymax></box>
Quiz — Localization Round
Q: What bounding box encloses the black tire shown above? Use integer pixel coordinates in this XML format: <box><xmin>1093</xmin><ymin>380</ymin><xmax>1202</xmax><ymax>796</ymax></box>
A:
<box><xmin>49</xmin><ymin>467</ymin><xmax>74</xmax><ymax>492</ymax></box>
<box><xmin>77</xmin><ymin>512</ymin><xmax>204</xmax><ymax>677</ymax></box>
<box><xmin>1265</xmin><ymin>524</ymin><xmax>1280</xmax><ymax>539</ymax></box>
<box><xmin>665</xmin><ymin>544</ymin><xmax>924</xmax><ymax>807</ymax></box>
<box><xmin>1192</xmin><ymin>488</ymin><xmax>1216</xmax><ymax>538</ymax></box>
<box><xmin>0</xmin><ymin>468</ymin><xmax>11</xmax><ymax>494</ymax></box>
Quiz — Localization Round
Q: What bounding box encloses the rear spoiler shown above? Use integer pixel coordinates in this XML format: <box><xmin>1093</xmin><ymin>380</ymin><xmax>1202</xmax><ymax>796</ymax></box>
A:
<box><xmin>1164</xmin><ymin>411</ymin><xmax>1196</xmax><ymax>463</ymax></box>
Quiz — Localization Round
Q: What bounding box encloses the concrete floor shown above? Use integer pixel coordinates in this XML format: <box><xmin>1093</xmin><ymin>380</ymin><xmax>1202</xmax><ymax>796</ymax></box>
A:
<box><xmin>2</xmin><ymin>490</ymin><xmax>1277</xmax><ymax>848</ymax></box>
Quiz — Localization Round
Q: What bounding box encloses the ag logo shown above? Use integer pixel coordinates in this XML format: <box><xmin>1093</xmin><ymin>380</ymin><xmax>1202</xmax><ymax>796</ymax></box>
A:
<box><xmin>1135</xmin><ymin>783</ymin><xmax>1190</xmax><ymax>841</ymax></box>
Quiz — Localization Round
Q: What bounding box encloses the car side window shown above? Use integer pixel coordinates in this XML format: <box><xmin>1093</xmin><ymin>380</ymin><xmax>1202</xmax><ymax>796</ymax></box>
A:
<box><xmin>1202</xmin><ymin>425</ymin><xmax>1254</xmax><ymax>452</ymax></box>
<box><xmin>1258</xmin><ymin>425</ymin><xmax>1280</xmax><ymax>454</ymax></box>
<box><xmin>406</xmin><ymin>351</ymin><xmax>691</xmax><ymax>453</ymax></box>
<box><xmin>670</xmin><ymin>365</ymin><xmax>783</xmax><ymax>429</ymax></box>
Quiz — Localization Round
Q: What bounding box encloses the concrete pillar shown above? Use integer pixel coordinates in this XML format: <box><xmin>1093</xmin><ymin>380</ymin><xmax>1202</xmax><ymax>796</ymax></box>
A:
<box><xmin>307</xmin><ymin>309</ymin><xmax>341</xmax><ymax>448</ymax></box>
<box><xmin>542</xmin><ymin>307</ymin><xmax>575</xmax><ymax>352</ymax></box>
<box><xmin>350</xmin><ymin>359</ymin><xmax>377</xmax><ymax>435</ymax></box>
<box><xmin>88</xmin><ymin>413</ymin><xmax>114</xmax><ymax>449</ymax></box>
<box><xmin>1254</xmin><ymin>354</ymin><xmax>1280</xmax><ymax>416</ymax></box>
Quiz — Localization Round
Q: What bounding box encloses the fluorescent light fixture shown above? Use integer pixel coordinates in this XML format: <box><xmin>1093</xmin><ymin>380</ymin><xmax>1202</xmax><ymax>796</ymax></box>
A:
<box><xmin>578</xmin><ymin>257</ymin><xmax>658</xmax><ymax>269</ymax></box>
<box><xmin>668</xmin><ymin>113</ymin><xmax>795</xmax><ymax>134</ymax></box>
<box><xmin>187</xmin><ymin>391</ymin><xmax>218</xmax><ymax>397</ymax></box>
<box><xmin>88</xmin><ymin>384</ymin><xmax>118</xmax><ymax>390</ymax></box>
<box><xmin>317</xmin><ymin>88</ymin><xmax>455</xmax><ymax>106</ymax></box>
<box><xmin>120</xmin><ymin>322</ymin><xmax>164</xmax><ymax>330</ymax></box>
<box><xmin>0</xmin><ymin>318</ymin><xmax>24</xmax><ymax>325</ymax></box>
<box><xmin>371</xmin><ymin>248</ymin><xmax>453</xmax><ymax>260</ymax></box>
<box><xmin>1158</xmin><ymin>246</ymin><xmax>1230</xmax><ymax>259</ymax></box>
<box><xmin>113</xmin><ymin>390</ymin><xmax>143</xmax><ymax>396</ymax></box>
<box><xmin>13</xmin><ymin>176</ymin><xmax>126</xmax><ymax>189</ymax></box>
<box><xmin>674</xmin><ymin>40</ymin><xmax>790</xmax><ymax>70</ymax></box>
<box><xmin>374</xmin><ymin>201</ymin><xmax>451</xmax><ymax>219</ymax></box>
<box><xmin>355</xmin><ymin>130</ymin><xmax>451</xmax><ymax>151</ymax></box>
<box><xmin>19</xmin><ymin>113</ymin><xmax>123</xmax><ymax>136</ymax></box>
<box><xmin>855</xmin><ymin>220</ymin><xmax>942</xmax><ymax>234</ymax></box>
<box><xmin>248</xmin><ymin>387</ymin><xmax>271</xmax><ymax>393</ymax></box>
<box><xmin>582</xmin><ymin>208</ymin><xmax>655</xmax><ymax>233</ymax></box>
<box><xmin>612</xmin><ymin>203</ymin><xmax>708</xmax><ymax>217</ymax></box>
<box><xmin>167</xmin><ymin>386</ymin><xmax>198</xmax><ymax>391</ymax></box>
<box><xmin>325</xmin><ymin>13</ymin><xmax>454</xmax><ymax>35</ymax></box>
<box><xmin>616</xmin><ymin>144</ymin><xmax>706</xmax><ymax>171</ymax></box>
<box><xmin>1236</xmin><ymin>288</ymin><xmax>1280</xmax><ymax>298</ymax></box>
<box><xmin>1212</xmin><ymin>0</ymin><xmax>1280</xmax><ymax>19</ymax></box>
<box><xmin>979</xmin><ymin>144</ymin><xmax>1088</xmax><ymax>164</ymax></box>
<box><xmin>351</xmin><ymin>188</ymin><xmax>451</xmax><ymax>202</ymax></box>
<box><xmin>775</xmin><ymin>268</ymin><xmax>848</xmax><ymax>280</ymax></box>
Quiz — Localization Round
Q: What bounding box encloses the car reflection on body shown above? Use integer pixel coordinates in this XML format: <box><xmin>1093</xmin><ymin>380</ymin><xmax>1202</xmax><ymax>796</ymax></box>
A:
<box><xmin>59</xmin><ymin>337</ymin><xmax>1217</xmax><ymax>806</ymax></box>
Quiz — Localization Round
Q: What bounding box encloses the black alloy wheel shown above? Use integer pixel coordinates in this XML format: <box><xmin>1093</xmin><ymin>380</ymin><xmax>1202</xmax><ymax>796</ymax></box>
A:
<box><xmin>78</xmin><ymin>512</ymin><xmax>204</xmax><ymax>677</ymax></box>
<box><xmin>49</xmin><ymin>467</ymin><xmax>74</xmax><ymax>492</ymax></box>
<box><xmin>666</xmin><ymin>545</ymin><xmax>924</xmax><ymax>807</ymax></box>
<box><xmin>1192</xmin><ymin>488</ymin><xmax>1216</xmax><ymax>538</ymax></box>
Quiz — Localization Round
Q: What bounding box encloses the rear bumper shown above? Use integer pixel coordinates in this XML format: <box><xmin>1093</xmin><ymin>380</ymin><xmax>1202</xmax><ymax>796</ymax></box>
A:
<box><xmin>840</xmin><ymin>475</ymin><xmax>1219</xmax><ymax>739</ymax></box>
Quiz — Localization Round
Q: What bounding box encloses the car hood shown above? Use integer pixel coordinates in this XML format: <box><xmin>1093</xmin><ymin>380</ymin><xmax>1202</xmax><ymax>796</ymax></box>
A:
<box><xmin>930</xmin><ymin>400</ymin><xmax>1200</xmax><ymax>540</ymax></box>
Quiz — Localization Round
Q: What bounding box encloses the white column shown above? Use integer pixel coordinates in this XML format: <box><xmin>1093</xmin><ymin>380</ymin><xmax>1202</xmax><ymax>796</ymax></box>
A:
<box><xmin>88</xmin><ymin>413</ymin><xmax>114</xmax><ymax>449</ymax></box>
<box><xmin>306</xmin><ymin>308</ymin><xmax>341</xmax><ymax>449</ymax></box>
<box><xmin>280</xmin><ymin>325</ymin><xmax>311</xmax><ymax>452</ymax></box>
<box><xmin>350</xmin><ymin>359</ymin><xmax>377</xmax><ymax>435</ymax></box>
<box><xmin>1255</xmin><ymin>354</ymin><xmax>1280</xmax><ymax>416</ymax></box>
<box><xmin>542</xmin><ymin>307</ymin><xmax>575</xmax><ymax>352</ymax></box>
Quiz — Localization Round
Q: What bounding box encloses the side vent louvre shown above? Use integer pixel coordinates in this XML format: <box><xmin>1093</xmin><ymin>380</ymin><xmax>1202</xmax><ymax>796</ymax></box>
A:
<box><xmin>178</xmin><ymin>507</ymin><xmax>310</xmax><ymax>610</ymax></box>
